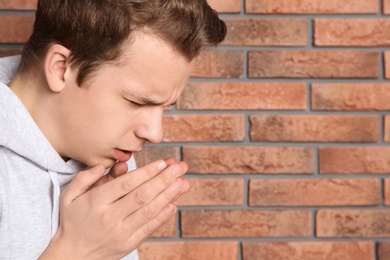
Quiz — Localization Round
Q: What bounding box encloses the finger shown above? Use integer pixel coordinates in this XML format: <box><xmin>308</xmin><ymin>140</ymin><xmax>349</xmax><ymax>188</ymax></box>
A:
<box><xmin>127</xmin><ymin>204</ymin><xmax>177</xmax><ymax>248</ymax></box>
<box><xmin>108</xmin><ymin>161</ymin><xmax>129</xmax><ymax>178</ymax></box>
<box><xmin>92</xmin><ymin>159</ymin><xmax>168</xmax><ymax>204</ymax></box>
<box><xmin>171</xmin><ymin>164</ymin><xmax>190</xmax><ymax>203</ymax></box>
<box><xmin>123</xmin><ymin>177</ymin><xmax>185</xmax><ymax>232</ymax></box>
<box><xmin>112</xmin><ymin>162</ymin><xmax>187</xmax><ymax>216</ymax></box>
<box><xmin>62</xmin><ymin>164</ymin><xmax>105</xmax><ymax>206</ymax></box>
<box><xmin>169</xmin><ymin>178</ymin><xmax>190</xmax><ymax>204</ymax></box>
<box><xmin>93</xmin><ymin>162</ymin><xmax>129</xmax><ymax>187</ymax></box>
<box><xmin>164</xmin><ymin>157</ymin><xmax>176</xmax><ymax>166</ymax></box>
<box><xmin>140</xmin><ymin>204</ymin><xmax>177</xmax><ymax>238</ymax></box>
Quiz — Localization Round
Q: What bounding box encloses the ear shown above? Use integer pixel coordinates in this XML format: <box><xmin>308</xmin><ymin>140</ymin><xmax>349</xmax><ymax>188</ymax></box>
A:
<box><xmin>43</xmin><ymin>44</ymin><xmax>71</xmax><ymax>93</ymax></box>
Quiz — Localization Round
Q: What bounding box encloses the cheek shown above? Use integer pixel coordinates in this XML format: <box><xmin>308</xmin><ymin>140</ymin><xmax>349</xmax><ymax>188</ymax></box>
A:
<box><xmin>72</xmin><ymin>107</ymin><xmax>121</xmax><ymax>143</ymax></box>
<box><xmin>99</xmin><ymin>110</ymin><xmax>139</xmax><ymax>140</ymax></box>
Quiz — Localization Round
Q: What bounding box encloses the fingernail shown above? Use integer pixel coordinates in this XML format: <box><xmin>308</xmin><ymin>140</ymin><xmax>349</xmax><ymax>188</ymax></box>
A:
<box><xmin>92</xmin><ymin>164</ymin><xmax>102</xmax><ymax>173</ymax></box>
<box><xmin>158</xmin><ymin>161</ymin><xmax>167</xmax><ymax>170</ymax></box>
<box><xmin>172</xmin><ymin>179</ymin><xmax>182</xmax><ymax>191</ymax></box>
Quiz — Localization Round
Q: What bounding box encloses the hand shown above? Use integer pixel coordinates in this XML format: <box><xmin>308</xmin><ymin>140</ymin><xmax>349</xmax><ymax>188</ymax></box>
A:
<box><xmin>39</xmin><ymin>159</ymin><xmax>189</xmax><ymax>260</ymax></box>
<box><xmin>94</xmin><ymin>157</ymin><xmax>178</xmax><ymax>187</ymax></box>
<box><xmin>93</xmin><ymin>161</ymin><xmax>129</xmax><ymax>187</ymax></box>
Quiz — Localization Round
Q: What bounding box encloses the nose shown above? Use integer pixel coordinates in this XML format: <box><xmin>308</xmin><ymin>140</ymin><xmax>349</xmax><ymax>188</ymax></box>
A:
<box><xmin>135</xmin><ymin>108</ymin><xmax>164</xmax><ymax>144</ymax></box>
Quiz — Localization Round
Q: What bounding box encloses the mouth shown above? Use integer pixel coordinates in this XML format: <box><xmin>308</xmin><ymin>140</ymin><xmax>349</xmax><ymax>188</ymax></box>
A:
<box><xmin>113</xmin><ymin>148</ymin><xmax>134</xmax><ymax>162</ymax></box>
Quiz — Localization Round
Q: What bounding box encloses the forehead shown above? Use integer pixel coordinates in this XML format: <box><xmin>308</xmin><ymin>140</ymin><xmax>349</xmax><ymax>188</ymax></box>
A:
<box><xmin>115</xmin><ymin>30</ymin><xmax>194</xmax><ymax>103</ymax></box>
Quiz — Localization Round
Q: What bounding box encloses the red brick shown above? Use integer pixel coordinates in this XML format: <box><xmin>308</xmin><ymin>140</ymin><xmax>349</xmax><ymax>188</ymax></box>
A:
<box><xmin>245</xmin><ymin>0</ymin><xmax>378</xmax><ymax>14</ymax></box>
<box><xmin>250</xmin><ymin>115</ymin><xmax>379</xmax><ymax>142</ymax></box>
<box><xmin>384</xmin><ymin>0</ymin><xmax>390</xmax><ymax>14</ymax></box>
<box><xmin>223</xmin><ymin>18</ymin><xmax>307</xmax><ymax>46</ymax></box>
<box><xmin>319</xmin><ymin>147</ymin><xmax>390</xmax><ymax>174</ymax></box>
<box><xmin>192</xmin><ymin>50</ymin><xmax>244</xmax><ymax>78</ymax></box>
<box><xmin>385</xmin><ymin>116</ymin><xmax>390</xmax><ymax>142</ymax></box>
<box><xmin>176</xmin><ymin>178</ymin><xmax>244</xmax><ymax>206</ymax></box>
<box><xmin>248</xmin><ymin>50</ymin><xmax>379</xmax><ymax>78</ymax></box>
<box><xmin>134</xmin><ymin>147</ymin><xmax>180</xmax><ymax>168</ymax></box>
<box><xmin>0</xmin><ymin>0</ymin><xmax>37</xmax><ymax>10</ymax></box>
<box><xmin>378</xmin><ymin>242</ymin><xmax>390</xmax><ymax>260</ymax></box>
<box><xmin>151</xmin><ymin>217</ymin><xmax>176</xmax><ymax>238</ymax></box>
<box><xmin>317</xmin><ymin>210</ymin><xmax>390</xmax><ymax>237</ymax></box>
<box><xmin>207</xmin><ymin>0</ymin><xmax>241</xmax><ymax>13</ymax></box>
<box><xmin>249</xmin><ymin>178</ymin><xmax>380</xmax><ymax>206</ymax></box>
<box><xmin>162</xmin><ymin>114</ymin><xmax>245</xmax><ymax>142</ymax></box>
<box><xmin>178</xmin><ymin>82</ymin><xmax>307</xmax><ymax>110</ymax></box>
<box><xmin>242</xmin><ymin>242</ymin><xmax>374</xmax><ymax>260</ymax></box>
<box><xmin>315</xmin><ymin>19</ymin><xmax>390</xmax><ymax>46</ymax></box>
<box><xmin>0</xmin><ymin>49</ymin><xmax>22</xmax><ymax>58</ymax></box>
<box><xmin>383</xmin><ymin>179</ymin><xmax>390</xmax><ymax>206</ymax></box>
<box><xmin>181</xmin><ymin>210</ymin><xmax>311</xmax><ymax>238</ymax></box>
<box><xmin>312</xmin><ymin>83</ymin><xmax>390</xmax><ymax>111</ymax></box>
<box><xmin>183</xmin><ymin>146</ymin><xmax>314</xmax><ymax>174</ymax></box>
<box><xmin>139</xmin><ymin>241</ymin><xmax>238</xmax><ymax>260</ymax></box>
<box><xmin>0</xmin><ymin>16</ymin><xmax>34</xmax><ymax>43</ymax></box>
<box><xmin>385</xmin><ymin>52</ymin><xmax>390</xmax><ymax>79</ymax></box>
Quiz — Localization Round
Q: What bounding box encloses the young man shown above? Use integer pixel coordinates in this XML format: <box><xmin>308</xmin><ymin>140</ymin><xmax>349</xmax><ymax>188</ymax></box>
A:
<box><xmin>0</xmin><ymin>0</ymin><xmax>226</xmax><ymax>259</ymax></box>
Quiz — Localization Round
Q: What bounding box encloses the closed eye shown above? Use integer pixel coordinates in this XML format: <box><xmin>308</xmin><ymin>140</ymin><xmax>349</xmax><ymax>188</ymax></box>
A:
<box><xmin>130</xmin><ymin>101</ymin><xmax>143</xmax><ymax>106</ymax></box>
<box><xmin>125</xmin><ymin>98</ymin><xmax>143</xmax><ymax>107</ymax></box>
<box><xmin>125</xmin><ymin>97</ymin><xmax>175</xmax><ymax>108</ymax></box>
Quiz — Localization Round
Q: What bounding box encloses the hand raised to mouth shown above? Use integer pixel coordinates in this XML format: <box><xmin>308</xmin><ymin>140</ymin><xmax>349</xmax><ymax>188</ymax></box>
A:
<box><xmin>39</xmin><ymin>158</ymin><xmax>190</xmax><ymax>260</ymax></box>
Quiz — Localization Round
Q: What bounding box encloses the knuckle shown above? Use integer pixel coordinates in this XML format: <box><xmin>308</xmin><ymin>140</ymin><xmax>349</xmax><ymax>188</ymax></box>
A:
<box><xmin>134</xmin><ymin>190</ymin><xmax>149</xmax><ymax>206</ymax></box>
<box><xmin>145</xmin><ymin>167</ymin><xmax>157</xmax><ymax>180</ymax></box>
<box><xmin>142</xmin><ymin>206</ymin><xmax>155</xmax><ymax>220</ymax></box>
<box><xmin>98</xmin><ymin>211</ymin><xmax>113</xmax><ymax>226</ymax></box>
<box><xmin>170</xmin><ymin>164</ymin><xmax>182</xmax><ymax>176</ymax></box>
<box><xmin>142</xmin><ymin>222</ymin><xmax>157</xmax><ymax>236</ymax></box>
<box><xmin>161</xmin><ymin>174</ymin><xmax>172</xmax><ymax>186</ymax></box>
<box><xmin>97</xmin><ymin>209</ymin><xmax>121</xmax><ymax>230</ymax></box>
<box><xmin>121</xmin><ymin>179</ymin><xmax>133</xmax><ymax>192</ymax></box>
<box><xmin>163</xmin><ymin>192</ymin><xmax>173</xmax><ymax>202</ymax></box>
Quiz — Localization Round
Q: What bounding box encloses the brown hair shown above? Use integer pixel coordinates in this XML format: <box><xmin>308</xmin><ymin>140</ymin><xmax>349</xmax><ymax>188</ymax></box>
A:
<box><xmin>19</xmin><ymin>0</ymin><xmax>227</xmax><ymax>86</ymax></box>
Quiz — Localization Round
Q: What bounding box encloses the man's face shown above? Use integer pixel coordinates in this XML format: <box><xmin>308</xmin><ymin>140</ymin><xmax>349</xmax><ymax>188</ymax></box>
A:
<box><xmin>57</xmin><ymin>31</ymin><xmax>193</xmax><ymax>168</ymax></box>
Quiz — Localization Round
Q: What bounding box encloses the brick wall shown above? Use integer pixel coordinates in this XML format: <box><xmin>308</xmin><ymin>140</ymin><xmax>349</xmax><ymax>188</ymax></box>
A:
<box><xmin>1</xmin><ymin>0</ymin><xmax>390</xmax><ymax>259</ymax></box>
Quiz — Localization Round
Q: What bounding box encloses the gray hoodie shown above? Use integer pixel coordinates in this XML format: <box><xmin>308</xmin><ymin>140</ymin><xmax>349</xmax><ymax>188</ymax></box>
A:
<box><xmin>0</xmin><ymin>56</ymin><xmax>138</xmax><ymax>259</ymax></box>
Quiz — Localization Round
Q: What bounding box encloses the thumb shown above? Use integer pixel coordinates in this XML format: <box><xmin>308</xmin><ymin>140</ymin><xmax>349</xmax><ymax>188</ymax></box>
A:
<box><xmin>62</xmin><ymin>164</ymin><xmax>105</xmax><ymax>206</ymax></box>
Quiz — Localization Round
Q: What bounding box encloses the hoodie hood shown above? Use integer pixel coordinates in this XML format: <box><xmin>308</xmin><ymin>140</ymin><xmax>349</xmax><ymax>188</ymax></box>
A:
<box><xmin>0</xmin><ymin>55</ymin><xmax>86</xmax><ymax>174</ymax></box>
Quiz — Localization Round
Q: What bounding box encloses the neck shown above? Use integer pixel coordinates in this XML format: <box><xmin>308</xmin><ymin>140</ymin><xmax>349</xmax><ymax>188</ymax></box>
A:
<box><xmin>8</xmin><ymin>72</ymin><xmax>65</xmax><ymax>158</ymax></box>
